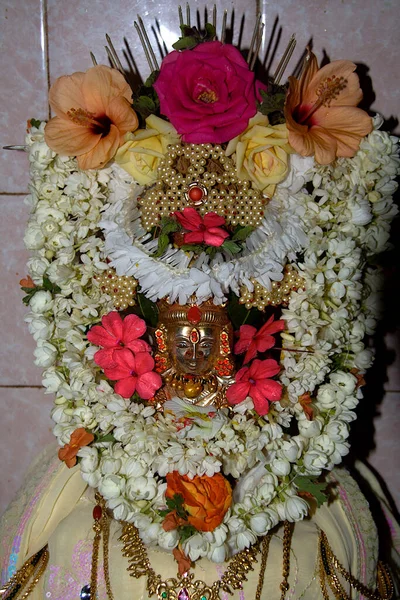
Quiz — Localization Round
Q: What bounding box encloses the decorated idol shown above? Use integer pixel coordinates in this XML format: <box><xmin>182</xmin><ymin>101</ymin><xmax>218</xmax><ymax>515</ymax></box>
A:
<box><xmin>1</xmin><ymin>6</ymin><xmax>399</xmax><ymax>600</ymax></box>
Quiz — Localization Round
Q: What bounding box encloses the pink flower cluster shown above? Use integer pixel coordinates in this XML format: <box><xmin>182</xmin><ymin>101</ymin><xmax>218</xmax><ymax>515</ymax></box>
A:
<box><xmin>87</xmin><ymin>311</ymin><xmax>162</xmax><ymax>399</ymax></box>
<box><xmin>226</xmin><ymin>315</ymin><xmax>285</xmax><ymax>416</ymax></box>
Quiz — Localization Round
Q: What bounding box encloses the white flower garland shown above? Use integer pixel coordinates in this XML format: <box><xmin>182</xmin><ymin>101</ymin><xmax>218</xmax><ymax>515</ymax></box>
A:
<box><xmin>23</xmin><ymin>117</ymin><xmax>399</xmax><ymax>562</ymax></box>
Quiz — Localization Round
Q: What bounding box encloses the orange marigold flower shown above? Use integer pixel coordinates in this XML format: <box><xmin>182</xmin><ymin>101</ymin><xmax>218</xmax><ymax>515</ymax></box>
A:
<box><xmin>45</xmin><ymin>65</ymin><xmax>138</xmax><ymax>170</ymax></box>
<box><xmin>166</xmin><ymin>472</ymin><xmax>232</xmax><ymax>532</ymax></box>
<box><xmin>284</xmin><ymin>50</ymin><xmax>372</xmax><ymax>164</ymax></box>
<box><xmin>58</xmin><ymin>427</ymin><xmax>94</xmax><ymax>468</ymax></box>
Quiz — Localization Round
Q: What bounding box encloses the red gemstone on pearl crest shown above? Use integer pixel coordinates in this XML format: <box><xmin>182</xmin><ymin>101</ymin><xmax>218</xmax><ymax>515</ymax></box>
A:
<box><xmin>188</xmin><ymin>186</ymin><xmax>204</xmax><ymax>203</ymax></box>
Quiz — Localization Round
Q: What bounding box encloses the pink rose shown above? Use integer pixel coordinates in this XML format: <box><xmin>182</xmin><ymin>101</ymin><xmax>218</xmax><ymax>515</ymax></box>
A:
<box><xmin>154</xmin><ymin>41</ymin><xmax>257</xmax><ymax>144</ymax></box>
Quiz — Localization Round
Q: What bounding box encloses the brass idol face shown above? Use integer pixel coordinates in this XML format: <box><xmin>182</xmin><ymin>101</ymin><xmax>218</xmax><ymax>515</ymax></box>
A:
<box><xmin>168</xmin><ymin>325</ymin><xmax>218</xmax><ymax>376</ymax></box>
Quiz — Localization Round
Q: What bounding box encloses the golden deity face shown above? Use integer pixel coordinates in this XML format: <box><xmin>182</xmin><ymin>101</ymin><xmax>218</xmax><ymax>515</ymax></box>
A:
<box><xmin>168</xmin><ymin>325</ymin><xmax>219</xmax><ymax>376</ymax></box>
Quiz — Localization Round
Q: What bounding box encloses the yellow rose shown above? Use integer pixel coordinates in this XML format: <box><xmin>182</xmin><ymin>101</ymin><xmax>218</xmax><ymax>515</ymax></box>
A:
<box><xmin>115</xmin><ymin>114</ymin><xmax>179</xmax><ymax>185</ymax></box>
<box><xmin>226</xmin><ymin>113</ymin><xmax>292</xmax><ymax>197</ymax></box>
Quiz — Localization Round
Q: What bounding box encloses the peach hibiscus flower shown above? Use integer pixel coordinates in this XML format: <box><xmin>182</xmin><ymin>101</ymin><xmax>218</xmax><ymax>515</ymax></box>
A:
<box><xmin>58</xmin><ymin>427</ymin><xmax>94</xmax><ymax>468</ymax></box>
<box><xmin>284</xmin><ymin>50</ymin><xmax>372</xmax><ymax>164</ymax></box>
<box><xmin>45</xmin><ymin>65</ymin><xmax>138</xmax><ymax>170</ymax></box>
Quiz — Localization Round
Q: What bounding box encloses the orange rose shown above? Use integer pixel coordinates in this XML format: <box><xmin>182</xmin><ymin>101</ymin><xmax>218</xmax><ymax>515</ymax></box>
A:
<box><xmin>166</xmin><ymin>472</ymin><xmax>232</xmax><ymax>532</ymax></box>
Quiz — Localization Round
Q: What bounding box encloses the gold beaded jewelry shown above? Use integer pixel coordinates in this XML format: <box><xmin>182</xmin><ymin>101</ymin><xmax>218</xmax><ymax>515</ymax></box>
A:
<box><xmin>138</xmin><ymin>143</ymin><xmax>267</xmax><ymax>231</ymax></box>
<box><xmin>120</xmin><ymin>521</ymin><xmax>267</xmax><ymax>600</ymax></box>
<box><xmin>0</xmin><ymin>545</ymin><xmax>49</xmax><ymax>599</ymax></box>
<box><xmin>93</xmin><ymin>269</ymin><xmax>137</xmax><ymax>311</ymax></box>
<box><xmin>318</xmin><ymin>529</ymin><xmax>394</xmax><ymax>600</ymax></box>
<box><xmin>239</xmin><ymin>264</ymin><xmax>305</xmax><ymax>310</ymax></box>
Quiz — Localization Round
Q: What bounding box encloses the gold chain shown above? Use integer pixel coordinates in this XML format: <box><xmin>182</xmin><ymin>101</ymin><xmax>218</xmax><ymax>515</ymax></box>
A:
<box><xmin>89</xmin><ymin>493</ymin><xmax>114</xmax><ymax>600</ymax></box>
<box><xmin>254</xmin><ymin>533</ymin><xmax>272</xmax><ymax>600</ymax></box>
<box><xmin>318</xmin><ymin>529</ymin><xmax>394</xmax><ymax>600</ymax></box>
<box><xmin>0</xmin><ymin>546</ymin><xmax>49</xmax><ymax>599</ymax></box>
<box><xmin>279</xmin><ymin>521</ymin><xmax>293</xmax><ymax>600</ymax></box>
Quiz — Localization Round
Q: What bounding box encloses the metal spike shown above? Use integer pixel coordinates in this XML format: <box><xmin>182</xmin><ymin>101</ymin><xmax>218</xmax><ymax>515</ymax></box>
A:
<box><xmin>3</xmin><ymin>145</ymin><xmax>27</xmax><ymax>151</ymax></box>
<box><xmin>137</xmin><ymin>15</ymin><xmax>159</xmax><ymax>71</ymax></box>
<box><xmin>212</xmin><ymin>4</ymin><xmax>217</xmax><ymax>29</ymax></box>
<box><xmin>247</xmin><ymin>13</ymin><xmax>261</xmax><ymax>65</ymax></box>
<box><xmin>186</xmin><ymin>3</ymin><xmax>190</xmax><ymax>26</ymax></box>
<box><xmin>105</xmin><ymin>34</ymin><xmax>125</xmax><ymax>73</ymax></box>
<box><xmin>250</xmin><ymin>23</ymin><xmax>264</xmax><ymax>71</ymax></box>
<box><xmin>134</xmin><ymin>21</ymin><xmax>154</xmax><ymax>72</ymax></box>
<box><xmin>221</xmin><ymin>10</ymin><xmax>227</xmax><ymax>43</ymax></box>
<box><xmin>273</xmin><ymin>34</ymin><xmax>296</xmax><ymax>84</ymax></box>
<box><xmin>105</xmin><ymin>46</ymin><xmax>118</xmax><ymax>70</ymax></box>
<box><xmin>90</xmin><ymin>52</ymin><xmax>98</xmax><ymax>66</ymax></box>
<box><xmin>178</xmin><ymin>5</ymin><xmax>184</xmax><ymax>27</ymax></box>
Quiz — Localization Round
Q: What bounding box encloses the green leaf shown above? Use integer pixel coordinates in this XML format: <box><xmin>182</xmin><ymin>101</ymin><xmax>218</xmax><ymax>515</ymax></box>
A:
<box><xmin>160</xmin><ymin>218</ymin><xmax>179</xmax><ymax>236</ymax></box>
<box><xmin>227</xmin><ymin>292</ymin><xmax>260</xmax><ymax>329</ymax></box>
<box><xmin>180</xmin><ymin>244</ymin><xmax>204</xmax><ymax>254</ymax></box>
<box><xmin>29</xmin><ymin>118</ymin><xmax>42</xmax><ymax>128</ymax></box>
<box><xmin>21</xmin><ymin>286</ymin><xmax>35</xmax><ymax>294</ymax></box>
<box><xmin>222</xmin><ymin>240</ymin><xmax>241</xmax><ymax>254</ymax></box>
<box><xmin>94</xmin><ymin>433</ymin><xmax>116</xmax><ymax>443</ymax></box>
<box><xmin>172</xmin><ymin>36</ymin><xmax>198</xmax><ymax>51</ymax></box>
<box><xmin>22</xmin><ymin>293</ymin><xmax>34</xmax><ymax>305</ymax></box>
<box><xmin>144</xmin><ymin>70</ymin><xmax>159</xmax><ymax>87</ymax></box>
<box><xmin>205</xmin><ymin>23</ymin><xmax>216</xmax><ymax>39</ymax></box>
<box><xmin>179</xmin><ymin>525</ymin><xmax>197</xmax><ymax>542</ymax></box>
<box><xmin>293</xmin><ymin>475</ymin><xmax>329</xmax><ymax>508</ymax></box>
<box><xmin>135</xmin><ymin>95</ymin><xmax>156</xmax><ymax>112</ymax></box>
<box><xmin>153</xmin><ymin>233</ymin><xmax>170</xmax><ymax>258</ymax></box>
<box><xmin>136</xmin><ymin>292</ymin><xmax>159</xmax><ymax>328</ymax></box>
<box><xmin>232</xmin><ymin>225</ymin><xmax>255</xmax><ymax>242</ymax></box>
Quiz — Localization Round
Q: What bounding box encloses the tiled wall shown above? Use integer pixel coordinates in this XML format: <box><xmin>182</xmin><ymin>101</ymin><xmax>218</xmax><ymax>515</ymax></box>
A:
<box><xmin>1</xmin><ymin>0</ymin><xmax>399</xmax><ymax>516</ymax></box>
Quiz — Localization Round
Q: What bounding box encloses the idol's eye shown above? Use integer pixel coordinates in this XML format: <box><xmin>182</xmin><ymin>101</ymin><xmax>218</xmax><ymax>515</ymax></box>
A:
<box><xmin>199</xmin><ymin>341</ymin><xmax>212</xmax><ymax>349</ymax></box>
<box><xmin>177</xmin><ymin>341</ymin><xmax>190</xmax><ymax>349</ymax></box>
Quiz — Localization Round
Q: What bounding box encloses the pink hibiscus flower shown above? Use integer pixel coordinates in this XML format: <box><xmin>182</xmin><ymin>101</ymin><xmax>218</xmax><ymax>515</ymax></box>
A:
<box><xmin>234</xmin><ymin>315</ymin><xmax>285</xmax><ymax>363</ymax></box>
<box><xmin>87</xmin><ymin>311</ymin><xmax>150</xmax><ymax>368</ymax></box>
<box><xmin>174</xmin><ymin>207</ymin><xmax>229</xmax><ymax>247</ymax></box>
<box><xmin>103</xmin><ymin>348</ymin><xmax>162</xmax><ymax>399</ymax></box>
<box><xmin>226</xmin><ymin>359</ymin><xmax>282</xmax><ymax>416</ymax></box>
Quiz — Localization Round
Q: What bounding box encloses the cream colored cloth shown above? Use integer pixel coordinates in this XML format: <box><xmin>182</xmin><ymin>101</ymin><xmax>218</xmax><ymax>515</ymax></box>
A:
<box><xmin>0</xmin><ymin>445</ymin><xmax>391</xmax><ymax>599</ymax></box>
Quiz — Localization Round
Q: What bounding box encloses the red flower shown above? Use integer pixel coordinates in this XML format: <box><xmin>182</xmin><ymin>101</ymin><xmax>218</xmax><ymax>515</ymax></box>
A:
<box><xmin>226</xmin><ymin>359</ymin><xmax>282</xmax><ymax>416</ymax></box>
<box><xmin>103</xmin><ymin>348</ymin><xmax>162</xmax><ymax>399</ymax></box>
<box><xmin>87</xmin><ymin>311</ymin><xmax>150</xmax><ymax>368</ymax></box>
<box><xmin>234</xmin><ymin>315</ymin><xmax>285</xmax><ymax>363</ymax></box>
<box><xmin>174</xmin><ymin>207</ymin><xmax>229</xmax><ymax>247</ymax></box>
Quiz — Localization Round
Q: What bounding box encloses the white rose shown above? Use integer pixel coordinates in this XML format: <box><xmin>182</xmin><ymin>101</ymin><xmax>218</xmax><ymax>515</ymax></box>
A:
<box><xmin>325</xmin><ymin>420</ymin><xmax>349</xmax><ymax>442</ymax></box>
<box><xmin>106</xmin><ymin>497</ymin><xmax>131</xmax><ymax>521</ymax></box>
<box><xmin>330</xmin><ymin>372</ymin><xmax>357</xmax><ymax>395</ymax></box>
<box><xmin>34</xmin><ymin>340</ymin><xmax>57</xmax><ymax>367</ymax></box>
<box><xmin>26</xmin><ymin>257</ymin><xmax>49</xmax><ymax>282</ymax></box>
<box><xmin>271</xmin><ymin>458</ymin><xmax>291</xmax><ymax>477</ymax></box>
<box><xmin>249</xmin><ymin>513</ymin><xmax>272</xmax><ymax>535</ymax></box>
<box><xmin>297</xmin><ymin>417</ymin><xmax>322</xmax><ymax>438</ymax></box>
<box><xmin>207</xmin><ymin>545</ymin><xmax>226</xmax><ymax>563</ymax></box>
<box><xmin>278</xmin><ymin>495</ymin><xmax>309</xmax><ymax>522</ymax></box>
<box><xmin>184</xmin><ymin>533</ymin><xmax>209</xmax><ymax>561</ymax></box>
<box><xmin>24</xmin><ymin>223</ymin><xmax>46</xmax><ymax>250</ymax></box>
<box><xmin>78</xmin><ymin>447</ymin><xmax>99</xmax><ymax>473</ymax></box>
<box><xmin>317</xmin><ymin>385</ymin><xmax>337</xmax><ymax>409</ymax></box>
<box><xmin>98</xmin><ymin>475</ymin><xmax>125</xmax><ymax>499</ymax></box>
<box><xmin>158</xmin><ymin>529</ymin><xmax>179</xmax><ymax>550</ymax></box>
<box><xmin>303</xmin><ymin>450</ymin><xmax>329</xmax><ymax>475</ymax></box>
<box><xmin>42</xmin><ymin>368</ymin><xmax>65</xmax><ymax>393</ymax></box>
<box><xmin>26</xmin><ymin>315</ymin><xmax>54</xmax><ymax>341</ymax></box>
<box><xmin>29</xmin><ymin>291</ymin><xmax>53</xmax><ymax>314</ymax></box>
<box><xmin>126</xmin><ymin>476</ymin><xmax>157</xmax><ymax>501</ymax></box>
<box><xmin>123</xmin><ymin>458</ymin><xmax>147</xmax><ymax>478</ymax></box>
<box><xmin>353</xmin><ymin>348</ymin><xmax>373</xmax><ymax>370</ymax></box>
<box><xmin>73</xmin><ymin>405</ymin><xmax>96</xmax><ymax>428</ymax></box>
<box><xmin>280</xmin><ymin>438</ymin><xmax>303</xmax><ymax>462</ymax></box>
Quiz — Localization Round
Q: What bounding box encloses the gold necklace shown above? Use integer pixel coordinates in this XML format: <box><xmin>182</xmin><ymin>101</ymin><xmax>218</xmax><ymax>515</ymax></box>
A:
<box><xmin>0</xmin><ymin>546</ymin><xmax>49</xmax><ymax>600</ymax></box>
<box><xmin>318</xmin><ymin>529</ymin><xmax>394</xmax><ymax>600</ymax></box>
<box><xmin>120</xmin><ymin>521</ymin><xmax>267</xmax><ymax>600</ymax></box>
